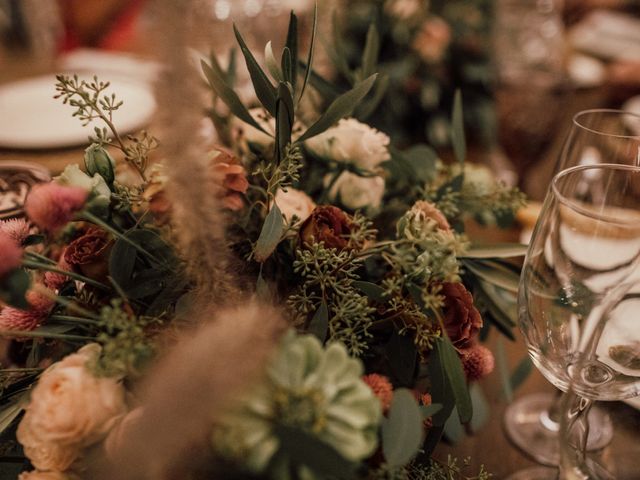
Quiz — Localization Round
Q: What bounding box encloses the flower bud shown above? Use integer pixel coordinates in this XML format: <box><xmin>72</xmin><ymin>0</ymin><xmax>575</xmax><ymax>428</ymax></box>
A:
<box><xmin>84</xmin><ymin>144</ymin><xmax>116</xmax><ymax>184</ymax></box>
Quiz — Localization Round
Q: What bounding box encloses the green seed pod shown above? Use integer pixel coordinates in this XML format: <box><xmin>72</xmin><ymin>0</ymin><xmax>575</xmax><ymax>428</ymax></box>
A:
<box><xmin>84</xmin><ymin>144</ymin><xmax>116</xmax><ymax>184</ymax></box>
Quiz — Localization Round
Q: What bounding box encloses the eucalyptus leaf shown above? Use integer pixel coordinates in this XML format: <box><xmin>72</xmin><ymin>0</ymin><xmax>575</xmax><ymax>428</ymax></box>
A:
<box><xmin>426</xmin><ymin>340</ymin><xmax>455</xmax><ymax>426</ymax></box>
<box><xmin>420</xmin><ymin>403</ymin><xmax>442</xmax><ymax>418</ymax></box>
<box><xmin>443</xmin><ymin>406</ymin><xmax>464</xmax><ymax>443</ymax></box>
<box><xmin>360</xmin><ymin>23</ymin><xmax>380</xmax><ymax>80</ymax></box>
<box><xmin>298</xmin><ymin>74</ymin><xmax>378</xmax><ymax>142</ymax></box>
<box><xmin>451</xmin><ymin>90</ymin><xmax>466</xmax><ymax>164</ymax></box>
<box><xmin>382</xmin><ymin>388</ymin><xmax>424</xmax><ymax>468</ymax></box>
<box><xmin>308</xmin><ymin>301</ymin><xmax>328</xmax><ymax>342</ymax></box>
<box><xmin>201</xmin><ymin>60</ymin><xmax>272</xmax><ymax>137</ymax></box>
<box><xmin>352</xmin><ymin>281</ymin><xmax>385</xmax><ymax>301</ymax></box>
<box><xmin>265</xmin><ymin>41</ymin><xmax>284</xmax><ymax>82</ymax></box>
<box><xmin>233</xmin><ymin>25</ymin><xmax>277</xmax><ymax>115</ymax></box>
<box><xmin>462</xmin><ymin>243</ymin><xmax>528</xmax><ymax>259</ymax></box>
<box><xmin>274</xmin><ymin>425</ymin><xmax>357</xmax><ymax>477</ymax></box>
<box><xmin>463</xmin><ymin>259</ymin><xmax>520</xmax><ymax>294</ymax></box>
<box><xmin>469</xmin><ymin>383</ymin><xmax>490</xmax><ymax>432</ymax></box>
<box><xmin>510</xmin><ymin>355</ymin><xmax>533</xmax><ymax>392</ymax></box>
<box><xmin>496</xmin><ymin>337</ymin><xmax>513</xmax><ymax>402</ymax></box>
<box><xmin>254</xmin><ymin>203</ymin><xmax>285</xmax><ymax>262</ymax></box>
<box><xmin>435</xmin><ymin>336</ymin><xmax>472</xmax><ymax>424</ymax></box>
<box><xmin>284</xmin><ymin>11</ymin><xmax>298</xmax><ymax>91</ymax></box>
<box><xmin>298</xmin><ymin>2</ymin><xmax>317</xmax><ymax>102</ymax></box>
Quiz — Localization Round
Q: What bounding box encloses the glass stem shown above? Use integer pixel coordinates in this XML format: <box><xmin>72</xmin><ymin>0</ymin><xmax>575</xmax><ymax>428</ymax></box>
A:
<box><xmin>539</xmin><ymin>389</ymin><xmax>563</xmax><ymax>432</ymax></box>
<box><xmin>557</xmin><ymin>391</ymin><xmax>593</xmax><ymax>480</ymax></box>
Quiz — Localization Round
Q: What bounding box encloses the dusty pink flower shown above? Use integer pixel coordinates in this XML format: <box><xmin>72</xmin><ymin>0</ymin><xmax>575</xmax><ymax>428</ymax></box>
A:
<box><xmin>0</xmin><ymin>231</ymin><xmax>22</xmax><ymax>279</ymax></box>
<box><xmin>44</xmin><ymin>254</ymin><xmax>72</xmax><ymax>291</ymax></box>
<box><xmin>411</xmin><ymin>201</ymin><xmax>451</xmax><ymax>232</ymax></box>
<box><xmin>0</xmin><ymin>218</ymin><xmax>31</xmax><ymax>245</ymax></box>
<box><xmin>0</xmin><ymin>290</ymin><xmax>54</xmax><ymax>334</ymax></box>
<box><xmin>210</xmin><ymin>147</ymin><xmax>249</xmax><ymax>211</ymax></box>
<box><xmin>25</xmin><ymin>183</ymin><xmax>87</xmax><ymax>233</ymax></box>
<box><xmin>412</xmin><ymin>17</ymin><xmax>452</xmax><ymax>63</ymax></box>
<box><xmin>459</xmin><ymin>344</ymin><xmax>495</xmax><ymax>381</ymax></box>
<box><xmin>362</xmin><ymin>373</ymin><xmax>394</xmax><ymax>412</ymax></box>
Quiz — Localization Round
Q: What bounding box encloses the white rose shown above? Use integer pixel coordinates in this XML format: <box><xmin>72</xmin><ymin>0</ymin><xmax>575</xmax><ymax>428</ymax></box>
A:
<box><xmin>305</xmin><ymin>118</ymin><xmax>390</xmax><ymax>171</ymax></box>
<box><xmin>274</xmin><ymin>188</ymin><xmax>316</xmax><ymax>224</ymax></box>
<box><xmin>327</xmin><ymin>172</ymin><xmax>385</xmax><ymax>210</ymax></box>
<box><xmin>17</xmin><ymin>344</ymin><xmax>126</xmax><ymax>452</ymax></box>
<box><xmin>55</xmin><ymin>164</ymin><xmax>111</xmax><ymax>210</ymax></box>
<box><xmin>233</xmin><ymin>108</ymin><xmax>305</xmax><ymax>147</ymax></box>
<box><xmin>19</xmin><ymin>470</ymin><xmax>75</xmax><ymax>480</ymax></box>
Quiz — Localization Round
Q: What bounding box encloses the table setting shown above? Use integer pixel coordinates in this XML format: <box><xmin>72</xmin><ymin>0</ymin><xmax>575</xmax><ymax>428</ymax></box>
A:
<box><xmin>0</xmin><ymin>1</ymin><xmax>640</xmax><ymax>479</ymax></box>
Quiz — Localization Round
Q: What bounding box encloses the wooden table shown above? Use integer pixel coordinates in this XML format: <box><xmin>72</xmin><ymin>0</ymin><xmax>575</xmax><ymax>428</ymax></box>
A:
<box><xmin>1</xmin><ymin>51</ymin><xmax>639</xmax><ymax>480</ymax></box>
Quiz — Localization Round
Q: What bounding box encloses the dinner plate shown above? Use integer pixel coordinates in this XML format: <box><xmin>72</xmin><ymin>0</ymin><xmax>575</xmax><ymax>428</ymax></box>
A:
<box><xmin>0</xmin><ymin>73</ymin><xmax>155</xmax><ymax>149</ymax></box>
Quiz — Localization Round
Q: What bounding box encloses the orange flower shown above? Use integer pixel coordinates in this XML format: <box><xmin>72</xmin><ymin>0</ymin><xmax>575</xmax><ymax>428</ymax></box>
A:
<box><xmin>362</xmin><ymin>374</ymin><xmax>393</xmax><ymax>412</ymax></box>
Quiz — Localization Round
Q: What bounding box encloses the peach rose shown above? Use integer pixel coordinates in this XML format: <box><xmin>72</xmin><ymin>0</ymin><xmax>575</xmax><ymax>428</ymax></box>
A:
<box><xmin>19</xmin><ymin>471</ymin><xmax>75</xmax><ymax>480</ymax></box>
<box><xmin>17</xmin><ymin>413</ymin><xmax>79</xmax><ymax>471</ymax></box>
<box><xmin>17</xmin><ymin>344</ymin><xmax>126</xmax><ymax>452</ymax></box>
<box><xmin>274</xmin><ymin>188</ymin><xmax>316</xmax><ymax>224</ymax></box>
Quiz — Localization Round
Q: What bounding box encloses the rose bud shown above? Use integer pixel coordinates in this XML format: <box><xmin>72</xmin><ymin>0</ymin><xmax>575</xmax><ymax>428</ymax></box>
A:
<box><xmin>84</xmin><ymin>143</ymin><xmax>116</xmax><ymax>185</ymax></box>
<box><xmin>299</xmin><ymin>205</ymin><xmax>353</xmax><ymax>250</ymax></box>
<box><xmin>441</xmin><ymin>282</ymin><xmax>483</xmax><ymax>348</ymax></box>
<box><xmin>64</xmin><ymin>228</ymin><xmax>112</xmax><ymax>282</ymax></box>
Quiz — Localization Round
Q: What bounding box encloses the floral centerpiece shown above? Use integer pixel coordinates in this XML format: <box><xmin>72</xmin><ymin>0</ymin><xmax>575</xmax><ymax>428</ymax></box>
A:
<box><xmin>0</xmin><ymin>7</ymin><xmax>525</xmax><ymax>480</ymax></box>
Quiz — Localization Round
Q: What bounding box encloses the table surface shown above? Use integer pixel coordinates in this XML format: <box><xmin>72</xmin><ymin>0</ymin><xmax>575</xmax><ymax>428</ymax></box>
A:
<box><xmin>1</xmin><ymin>51</ymin><xmax>639</xmax><ymax>479</ymax></box>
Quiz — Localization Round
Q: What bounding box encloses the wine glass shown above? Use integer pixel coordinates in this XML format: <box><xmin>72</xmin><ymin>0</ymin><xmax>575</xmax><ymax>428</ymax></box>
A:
<box><xmin>505</xmin><ymin>109</ymin><xmax>640</xmax><ymax>467</ymax></box>
<box><xmin>558</xmin><ymin>279</ymin><xmax>640</xmax><ymax>479</ymax></box>
<box><xmin>508</xmin><ymin>163</ymin><xmax>640</xmax><ymax>480</ymax></box>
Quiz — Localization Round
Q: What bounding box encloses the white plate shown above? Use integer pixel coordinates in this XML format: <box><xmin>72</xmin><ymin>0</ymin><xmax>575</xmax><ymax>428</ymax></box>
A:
<box><xmin>0</xmin><ymin>74</ymin><xmax>155</xmax><ymax>149</ymax></box>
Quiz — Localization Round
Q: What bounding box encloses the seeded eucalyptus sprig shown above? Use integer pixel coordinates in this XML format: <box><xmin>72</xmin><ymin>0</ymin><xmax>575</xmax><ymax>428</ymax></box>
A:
<box><xmin>54</xmin><ymin>74</ymin><xmax>157</xmax><ymax>181</ymax></box>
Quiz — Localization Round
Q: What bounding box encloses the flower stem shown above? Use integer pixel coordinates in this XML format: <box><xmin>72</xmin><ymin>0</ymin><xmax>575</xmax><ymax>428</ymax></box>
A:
<box><xmin>0</xmin><ymin>330</ymin><xmax>91</xmax><ymax>341</ymax></box>
<box><xmin>32</xmin><ymin>284</ymin><xmax>100</xmax><ymax>320</ymax></box>
<box><xmin>24</xmin><ymin>251</ymin><xmax>56</xmax><ymax>265</ymax></box>
<box><xmin>49</xmin><ymin>315</ymin><xmax>100</xmax><ymax>326</ymax></box>
<box><xmin>318</xmin><ymin>169</ymin><xmax>343</xmax><ymax>204</ymax></box>
<box><xmin>22</xmin><ymin>259</ymin><xmax>109</xmax><ymax>291</ymax></box>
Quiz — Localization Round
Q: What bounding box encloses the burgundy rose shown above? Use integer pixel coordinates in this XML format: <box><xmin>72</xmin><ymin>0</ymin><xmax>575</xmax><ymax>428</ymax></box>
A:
<box><xmin>64</xmin><ymin>228</ymin><xmax>111</xmax><ymax>281</ymax></box>
<box><xmin>299</xmin><ymin>205</ymin><xmax>353</xmax><ymax>250</ymax></box>
<box><xmin>441</xmin><ymin>282</ymin><xmax>482</xmax><ymax>348</ymax></box>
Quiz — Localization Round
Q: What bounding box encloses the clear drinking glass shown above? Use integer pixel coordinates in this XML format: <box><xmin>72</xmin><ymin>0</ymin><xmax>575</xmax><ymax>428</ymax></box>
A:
<box><xmin>509</xmin><ymin>164</ymin><xmax>640</xmax><ymax>480</ymax></box>
<box><xmin>504</xmin><ymin>109</ymin><xmax>640</xmax><ymax>469</ymax></box>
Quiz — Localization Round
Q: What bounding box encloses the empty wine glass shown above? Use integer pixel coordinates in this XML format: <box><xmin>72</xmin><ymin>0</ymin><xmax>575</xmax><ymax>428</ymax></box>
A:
<box><xmin>508</xmin><ymin>163</ymin><xmax>640</xmax><ymax>480</ymax></box>
<box><xmin>505</xmin><ymin>109</ymin><xmax>640</xmax><ymax>468</ymax></box>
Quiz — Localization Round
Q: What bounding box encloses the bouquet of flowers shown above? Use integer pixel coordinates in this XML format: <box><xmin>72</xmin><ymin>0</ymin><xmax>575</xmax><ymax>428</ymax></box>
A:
<box><xmin>327</xmin><ymin>0</ymin><xmax>495</xmax><ymax>149</ymax></box>
<box><xmin>0</xmin><ymin>7</ymin><xmax>526</xmax><ymax>480</ymax></box>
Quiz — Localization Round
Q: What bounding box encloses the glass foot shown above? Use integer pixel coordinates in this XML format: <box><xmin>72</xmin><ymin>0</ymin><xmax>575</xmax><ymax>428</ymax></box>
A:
<box><xmin>503</xmin><ymin>392</ymin><xmax>613</xmax><ymax>466</ymax></box>
<box><xmin>505</xmin><ymin>467</ymin><xmax>557</xmax><ymax>480</ymax></box>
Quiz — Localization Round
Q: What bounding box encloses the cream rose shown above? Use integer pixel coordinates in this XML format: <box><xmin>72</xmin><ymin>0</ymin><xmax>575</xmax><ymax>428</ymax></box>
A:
<box><xmin>384</xmin><ymin>0</ymin><xmax>422</xmax><ymax>20</ymax></box>
<box><xmin>274</xmin><ymin>188</ymin><xmax>316</xmax><ymax>224</ymax></box>
<box><xmin>55</xmin><ymin>164</ymin><xmax>111</xmax><ymax>211</ymax></box>
<box><xmin>17</xmin><ymin>344</ymin><xmax>126</xmax><ymax>452</ymax></box>
<box><xmin>305</xmin><ymin>118</ymin><xmax>390</xmax><ymax>171</ymax></box>
<box><xmin>327</xmin><ymin>172</ymin><xmax>385</xmax><ymax>210</ymax></box>
<box><xmin>17</xmin><ymin>415</ymin><xmax>78</xmax><ymax>471</ymax></box>
<box><xmin>19</xmin><ymin>471</ymin><xmax>75</xmax><ymax>480</ymax></box>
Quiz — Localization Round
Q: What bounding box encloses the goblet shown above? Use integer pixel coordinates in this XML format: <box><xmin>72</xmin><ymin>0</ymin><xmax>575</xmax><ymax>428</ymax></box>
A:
<box><xmin>508</xmin><ymin>164</ymin><xmax>640</xmax><ymax>480</ymax></box>
<box><xmin>505</xmin><ymin>109</ymin><xmax>640</xmax><ymax>467</ymax></box>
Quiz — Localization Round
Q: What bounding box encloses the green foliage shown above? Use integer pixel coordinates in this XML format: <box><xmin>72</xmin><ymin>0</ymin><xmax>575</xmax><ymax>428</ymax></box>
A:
<box><xmin>0</xmin><ymin>269</ymin><xmax>30</xmax><ymax>309</ymax></box>
<box><xmin>370</xmin><ymin>456</ymin><xmax>492</xmax><ymax>479</ymax></box>
<box><xmin>382</xmin><ymin>389</ymin><xmax>424</xmax><ymax>467</ymax></box>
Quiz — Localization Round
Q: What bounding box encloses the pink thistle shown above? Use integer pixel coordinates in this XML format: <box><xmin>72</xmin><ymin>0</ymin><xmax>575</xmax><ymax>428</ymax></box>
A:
<box><xmin>0</xmin><ymin>231</ymin><xmax>22</xmax><ymax>279</ymax></box>
<box><xmin>459</xmin><ymin>344</ymin><xmax>495</xmax><ymax>381</ymax></box>
<box><xmin>0</xmin><ymin>289</ymin><xmax>54</xmax><ymax>335</ymax></box>
<box><xmin>44</xmin><ymin>254</ymin><xmax>72</xmax><ymax>291</ymax></box>
<box><xmin>0</xmin><ymin>218</ymin><xmax>31</xmax><ymax>245</ymax></box>
<box><xmin>362</xmin><ymin>373</ymin><xmax>394</xmax><ymax>412</ymax></box>
<box><xmin>24</xmin><ymin>183</ymin><xmax>88</xmax><ymax>233</ymax></box>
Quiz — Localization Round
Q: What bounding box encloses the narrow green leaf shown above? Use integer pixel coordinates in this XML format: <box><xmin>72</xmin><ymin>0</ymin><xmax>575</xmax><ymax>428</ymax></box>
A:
<box><xmin>254</xmin><ymin>203</ymin><xmax>285</xmax><ymax>262</ymax></box>
<box><xmin>233</xmin><ymin>24</ymin><xmax>277</xmax><ymax>115</ymax></box>
<box><xmin>421</xmin><ymin>424</ymin><xmax>445</xmax><ymax>459</ymax></box>
<box><xmin>496</xmin><ymin>337</ymin><xmax>513</xmax><ymax>402</ymax></box>
<box><xmin>297</xmin><ymin>74</ymin><xmax>377</xmax><ymax>142</ymax></box>
<box><xmin>451</xmin><ymin>89</ymin><xmax>466</xmax><ymax>164</ymax></box>
<box><xmin>510</xmin><ymin>356</ymin><xmax>533</xmax><ymax>392</ymax></box>
<box><xmin>352</xmin><ymin>281</ymin><xmax>385</xmax><ymax>301</ymax></box>
<box><xmin>299</xmin><ymin>62</ymin><xmax>341</xmax><ymax>100</ymax></box>
<box><xmin>226</xmin><ymin>47</ymin><xmax>237</xmax><ymax>85</ymax></box>
<box><xmin>443</xmin><ymin>406</ymin><xmax>465</xmax><ymax>443</ymax></box>
<box><xmin>298</xmin><ymin>2</ymin><xmax>317</xmax><ymax>102</ymax></box>
<box><xmin>274</xmin><ymin>425</ymin><xmax>357</xmax><ymax>477</ymax></box>
<box><xmin>308</xmin><ymin>301</ymin><xmax>328</xmax><ymax>342</ymax></box>
<box><xmin>22</xmin><ymin>234</ymin><xmax>45</xmax><ymax>246</ymax></box>
<box><xmin>329</xmin><ymin>11</ymin><xmax>354</xmax><ymax>82</ymax></box>
<box><xmin>0</xmin><ymin>393</ymin><xmax>27</xmax><ymax>435</ymax></box>
<box><xmin>436</xmin><ymin>336</ymin><xmax>473</xmax><ymax>424</ymax></box>
<box><xmin>462</xmin><ymin>243</ymin><xmax>528</xmax><ymax>259</ymax></box>
<box><xmin>463</xmin><ymin>259</ymin><xmax>520</xmax><ymax>294</ymax></box>
<box><xmin>265</xmin><ymin>41</ymin><xmax>284</xmax><ymax>82</ymax></box>
<box><xmin>361</xmin><ymin>23</ymin><xmax>380</xmax><ymax>79</ymax></box>
<box><xmin>275</xmin><ymin>82</ymin><xmax>294</xmax><ymax>161</ymax></box>
<box><xmin>257</xmin><ymin>269</ymin><xmax>272</xmax><ymax>301</ymax></box>
<box><xmin>281</xmin><ymin>47</ymin><xmax>292</xmax><ymax>85</ymax></box>
<box><xmin>472</xmin><ymin>278</ymin><xmax>517</xmax><ymax>341</ymax></box>
<box><xmin>427</xmin><ymin>341</ymin><xmax>455</xmax><ymax>426</ymax></box>
<box><xmin>420</xmin><ymin>403</ymin><xmax>442</xmax><ymax>418</ymax></box>
<box><xmin>356</xmin><ymin>73</ymin><xmax>389</xmax><ymax>120</ymax></box>
<box><xmin>0</xmin><ymin>268</ymin><xmax>30</xmax><ymax>309</ymax></box>
<box><xmin>382</xmin><ymin>388</ymin><xmax>424</xmax><ymax>468</ymax></box>
<box><xmin>284</xmin><ymin>11</ymin><xmax>298</xmax><ymax>91</ymax></box>
<box><xmin>469</xmin><ymin>383</ymin><xmax>490</xmax><ymax>432</ymax></box>
<box><xmin>201</xmin><ymin>60</ymin><xmax>272</xmax><ymax>137</ymax></box>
